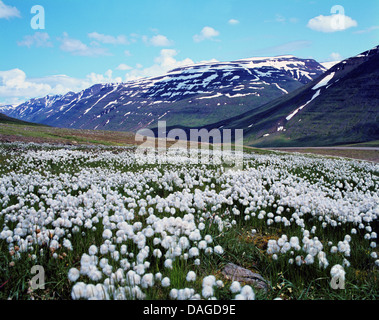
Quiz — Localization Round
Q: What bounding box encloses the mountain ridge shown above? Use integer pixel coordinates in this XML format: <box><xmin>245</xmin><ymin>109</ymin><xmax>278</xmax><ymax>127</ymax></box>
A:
<box><xmin>0</xmin><ymin>55</ymin><xmax>326</xmax><ymax>132</ymax></box>
<box><xmin>192</xmin><ymin>45</ymin><xmax>379</xmax><ymax>147</ymax></box>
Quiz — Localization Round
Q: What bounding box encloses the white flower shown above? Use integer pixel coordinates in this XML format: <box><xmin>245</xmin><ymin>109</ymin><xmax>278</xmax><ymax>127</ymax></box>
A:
<box><xmin>202</xmin><ymin>285</ymin><xmax>214</xmax><ymax>298</ymax></box>
<box><xmin>161</xmin><ymin>277</ymin><xmax>170</xmax><ymax>287</ymax></box>
<box><xmin>153</xmin><ymin>248</ymin><xmax>162</xmax><ymax>258</ymax></box>
<box><xmin>164</xmin><ymin>258</ymin><xmax>173</xmax><ymax>269</ymax></box>
<box><xmin>240</xmin><ymin>285</ymin><xmax>255</xmax><ymax>300</ymax></box>
<box><xmin>141</xmin><ymin>273</ymin><xmax>154</xmax><ymax>288</ymax></box>
<box><xmin>214</xmin><ymin>245</ymin><xmax>224</xmax><ymax>254</ymax></box>
<box><xmin>88</xmin><ymin>245</ymin><xmax>98</xmax><ymax>256</ymax></box>
<box><xmin>155</xmin><ymin>272</ymin><xmax>162</xmax><ymax>281</ymax></box>
<box><xmin>202</xmin><ymin>275</ymin><xmax>216</xmax><ymax>287</ymax></box>
<box><xmin>189</xmin><ymin>247</ymin><xmax>199</xmax><ymax>258</ymax></box>
<box><xmin>305</xmin><ymin>254</ymin><xmax>314</xmax><ymax>265</ymax></box>
<box><xmin>102</xmin><ymin>229</ymin><xmax>112</xmax><ymax>239</ymax></box>
<box><xmin>198</xmin><ymin>240</ymin><xmax>207</xmax><ymax>250</ymax></box>
<box><xmin>230</xmin><ymin>281</ymin><xmax>241</xmax><ymax>293</ymax></box>
<box><xmin>186</xmin><ymin>271</ymin><xmax>196</xmax><ymax>282</ymax></box>
<box><xmin>71</xmin><ymin>282</ymin><xmax>86</xmax><ymax>300</ymax></box>
<box><xmin>68</xmin><ymin>268</ymin><xmax>80</xmax><ymax>282</ymax></box>
<box><xmin>100</xmin><ymin>244</ymin><xmax>108</xmax><ymax>255</ymax></box>
<box><xmin>330</xmin><ymin>264</ymin><xmax>345</xmax><ymax>281</ymax></box>
<box><xmin>63</xmin><ymin>239</ymin><xmax>73</xmax><ymax>250</ymax></box>
<box><xmin>135</xmin><ymin>263</ymin><xmax>145</xmax><ymax>275</ymax></box>
<box><xmin>169</xmin><ymin>289</ymin><xmax>178</xmax><ymax>299</ymax></box>
<box><xmin>204</xmin><ymin>235</ymin><xmax>213</xmax><ymax>243</ymax></box>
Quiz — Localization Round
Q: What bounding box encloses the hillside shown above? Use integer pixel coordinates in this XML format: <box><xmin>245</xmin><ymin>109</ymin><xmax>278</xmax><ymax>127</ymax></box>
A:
<box><xmin>0</xmin><ymin>56</ymin><xmax>326</xmax><ymax>132</ymax></box>
<box><xmin>0</xmin><ymin>113</ymin><xmax>45</xmax><ymax>126</ymax></box>
<box><xmin>197</xmin><ymin>45</ymin><xmax>379</xmax><ymax>147</ymax></box>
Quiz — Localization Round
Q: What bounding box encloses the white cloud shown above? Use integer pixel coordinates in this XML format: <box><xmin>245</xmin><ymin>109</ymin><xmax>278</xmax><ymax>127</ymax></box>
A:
<box><xmin>88</xmin><ymin>32</ymin><xmax>129</xmax><ymax>45</ymax></box>
<box><xmin>116</xmin><ymin>63</ymin><xmax>133</xmax><ymax>71</ymax></box>
<box><xmin>59</xmin><ymin>33</ymin><xmax>110</xmax><ymax>56</ymax></box>
<box><xmin>124</xmin><ymin>49</ymin><xmax>194</xmax><ymax>81</ymax></box>
<box><xmin>307</xmin><ymin>14</ymin><xmax>357</xmax><ymax>33</ymax></box>
<box><xmin>0</xmin><ymin>68</ymin><xmax>122</xmax><ymax>105</ymax></box>
<box><xmin>17</xmin><ymin>32</ymin><xmax>53</xmax><ymax>48</ymax></box>
<box><xmin>0</xmin><ymin>69</ymin><xmax>56</xmax><ymax>104</ymax></box>
<box><xmin>86</xmin><ymin>69</ymin><xmax>122</xmax><ymax>84</ymax></box>
<box><xmin>193</xmin><ymin>26</ymin><xmax>220</xmax><ymax>42</ymax></box>
<box><xmin>228</xmin><ymin>19</ymin><xmax>239</xmax><ymax>25</ymax></box>
<box><xmin>329</xmin><ymin>52</ymin><xmax>343</xmax><ymax>61</ymax></box>
<box><xmin>143</xmin><ymin>34</ymin><xmax>173</xmax><ymax>47</ymax></box>
<box><xmin>0</xmin><ymin>1</ymin><xmax>20</xmax><ymax>19</ymax></box>
<box><xmin>124</xmin><ymin>50</ymin><xmax>132</xmax><ymax>56</ymax></box>
<box><xmin>353</xmin><ymin>25</ymin><xmax>379</xmax><ymax>34</ymax></box>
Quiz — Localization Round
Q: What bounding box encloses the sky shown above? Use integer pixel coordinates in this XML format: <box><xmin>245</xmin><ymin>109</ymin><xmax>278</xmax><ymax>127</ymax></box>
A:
<box><xmin>0</xmin><ymin>0</ymin><xmax>378</xmax><ymax>105</ymax></box>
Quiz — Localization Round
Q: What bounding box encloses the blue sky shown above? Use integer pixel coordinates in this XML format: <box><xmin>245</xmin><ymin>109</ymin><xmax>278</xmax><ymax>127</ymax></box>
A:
<box><xmin>0</xmin><ymin>0</ymin><xmax>378</xmax><ymax>105</ymax></box>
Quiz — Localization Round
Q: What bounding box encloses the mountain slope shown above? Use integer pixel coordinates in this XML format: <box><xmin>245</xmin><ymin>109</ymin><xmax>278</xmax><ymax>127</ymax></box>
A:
<box><xmin>0</xmin><ymin>113</ymin><xmax>45</xmax><ymax>126</ymax></box>
<box><xmin>0</xmin><ymin>56</ymin><xmax>326</xmax><ymax>132</ymax></box>
<box><xmin>198</xmin><ymin>45</ymin><xmax>379</xmax><ymax>147</ymax></box>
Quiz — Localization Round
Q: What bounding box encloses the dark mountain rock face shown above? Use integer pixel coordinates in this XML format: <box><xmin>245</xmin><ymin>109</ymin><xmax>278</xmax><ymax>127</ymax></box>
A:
<box><xmin>202</xmin><ymin>45</ymin><xmax>379</xmax><ymax>147</ymax></box>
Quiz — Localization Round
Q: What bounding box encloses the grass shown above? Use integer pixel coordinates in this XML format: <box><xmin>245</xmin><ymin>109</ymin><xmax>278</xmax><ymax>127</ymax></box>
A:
<box><xmin>0</xmin><ymin>123</ymin><xmax>139</xmax><ymax>147</ymax></box>
<box><xmin>266</xmin><ymin>148</ymin><xmax>379</xmax><ymax>163</ymax></box>
<box><xmin>0</xmin><ymin>138</ymin><xmax>378</xmax><ymax>301</ymax></box>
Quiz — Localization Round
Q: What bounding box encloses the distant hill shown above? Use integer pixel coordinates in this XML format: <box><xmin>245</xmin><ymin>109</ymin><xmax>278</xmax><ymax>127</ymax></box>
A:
<box><xmin>0</xmin><ymin>113</ymin><xmax>45</xmax><ymax>126</ymax></box>
<box><xmin>196</xmin><ymin>45</ymin><xmax>379</xmax><ymax>147</ymax></box>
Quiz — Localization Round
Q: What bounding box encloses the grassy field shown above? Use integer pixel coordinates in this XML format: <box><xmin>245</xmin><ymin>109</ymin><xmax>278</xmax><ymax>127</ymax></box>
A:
<box><xmin>0</xmin><ymin>142</ymin><xmax>378</xmax><ymax>300</ymax></box>
<box><xmin>0</xmin><ymin>123</ymin><xmax>139</xmax><ymax>147</ymax></box>
<box><xmin>267</xmin><ymin>148</ymin><xmax>379</xmax><ymax>163</ymax></box>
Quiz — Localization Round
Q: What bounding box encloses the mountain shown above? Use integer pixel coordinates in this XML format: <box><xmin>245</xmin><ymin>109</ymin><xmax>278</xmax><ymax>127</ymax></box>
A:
<box><xmin>196</xmin><ymin>45</ymin><xmax>379</xmax><ymax>147</ymax></box>
<box><xmin>0</xmin><ymin>112</ymin><xmax>46</xmax><ymax>126</ymax></box>
<box><xmin>0</xmin><ymin>56</ymin><xmax>326</xmax><ymax>132</ymax></box>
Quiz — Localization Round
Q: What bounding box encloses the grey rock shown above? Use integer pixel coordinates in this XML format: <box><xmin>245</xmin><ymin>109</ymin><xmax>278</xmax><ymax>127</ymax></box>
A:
<box><xmin>222</xmin><ymin>263</ymin><xmax>270</xmax><ymax>291</ymax></box>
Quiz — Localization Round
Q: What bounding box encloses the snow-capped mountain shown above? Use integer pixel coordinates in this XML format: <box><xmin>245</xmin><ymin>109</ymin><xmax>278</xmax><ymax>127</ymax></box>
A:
<box><xmin>202</xmin><ymin>45</ymin><xmax>379</xmax><ymax>147</ymax></box>
<box><xmin>1</xmin><ymin>55</ymin><xmax>326</xmax><ymax>132</ymax></box>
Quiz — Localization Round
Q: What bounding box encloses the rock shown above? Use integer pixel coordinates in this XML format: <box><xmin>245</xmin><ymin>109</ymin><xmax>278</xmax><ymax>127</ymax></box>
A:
<box><xmin>222</xmin><ymin>263</ymin><xmax>270</xmax><ymax>291</ymax></box>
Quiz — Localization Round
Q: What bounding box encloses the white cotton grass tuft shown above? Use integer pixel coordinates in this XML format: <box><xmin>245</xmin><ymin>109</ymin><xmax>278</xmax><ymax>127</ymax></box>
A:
<box><xmin>161</xmin><ymin>277</ymin><xmax>171</xmax><ymax>287</ymax></box>
<box><xmin>164</xmin><ymin>258</ymin><xmax>173</xmax><ymax>269</ymax></box>
<box><xmin>214</xmin><ymin>245</ymin><xmax>224</xmax><ymax>254</ymax></box>
<box><xmin>186</xmin><ymin>271</ymin><xmax>196</xmax><ymax>282</ymax></box>
<box><xmin>88</xmin><ymin>245</ymin><xmax>98</xmax><ymax>256</ymax></box>
<box><xmin>330</xmin><ymin>264</ymin><xmax>346</xmax><ymax>281</ymax></box>
<box><xmin>202</xmin><ymin>275</ymin><xmax>216</xmax><ymax>287</ymax></box>
<box><xmin>169</xmin><ymin>289</ymin><xmax>178</xmax><ymax>299</ymax></box>
<box><xmin>230</xmin><ymin>281</ymin><xmax>241</xmax><ymax>293</ymax></box>
<box><xmin>71</xmin><ymin>282</ymin><xmax>86</xmax><ymax>300</ymax></box>
<box><xmin>202</xmin><ymin>285</ymin><xmax>214</xmax><ymax>298</ymax></box>
<box><xmin>2</xmin><ymin>142</ymin><xmax>379</xmax><ymax>300</ymax></box>
<box><xmin>68</xmin><ymin>268</ymin><xmax>80</xmax><ymax>282</ymax></box>
<box><xmin>240</xmin><ymin>285</ymin><xmax>255</xmax><ymax>300</ymax></box>
<box><xmin>141</xmin><ymin>273</ymin><xmax>154</xmax><ymax>288</ymax></box>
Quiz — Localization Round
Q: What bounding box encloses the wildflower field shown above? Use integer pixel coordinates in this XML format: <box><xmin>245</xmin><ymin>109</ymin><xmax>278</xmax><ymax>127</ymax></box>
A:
<box><xmin>0</xmin><ymin>142</ymin><xmax>378</xmax><ymax>300</ymax></box>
